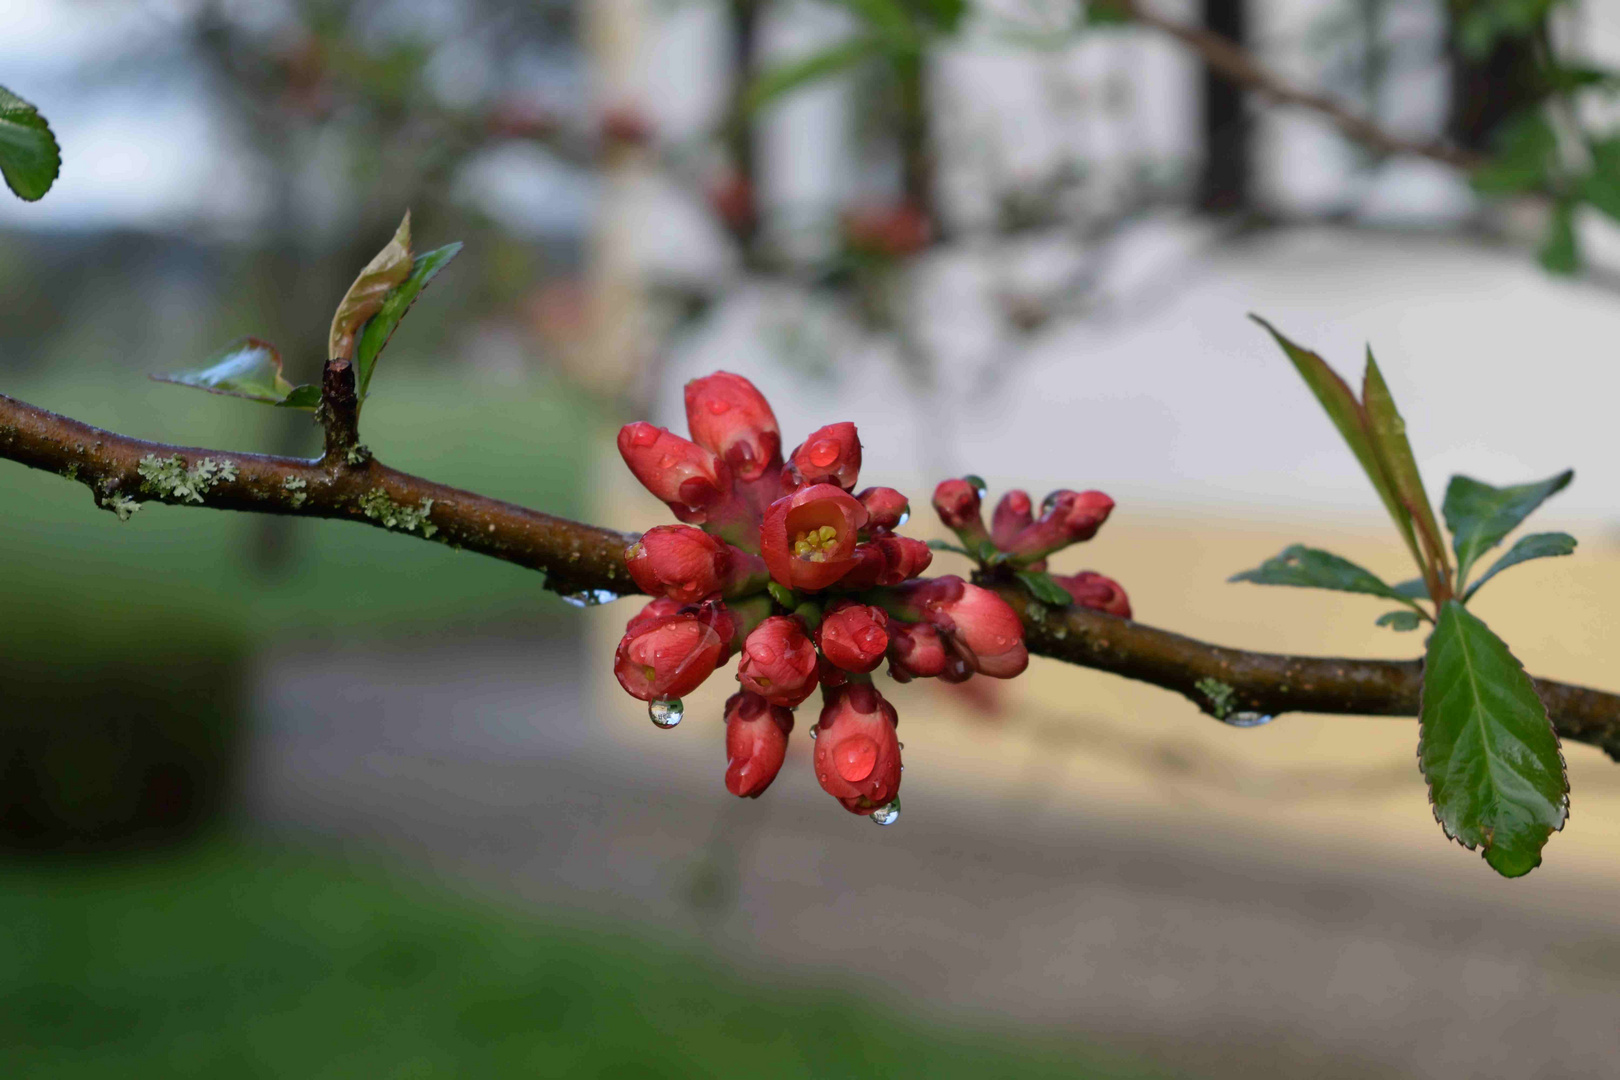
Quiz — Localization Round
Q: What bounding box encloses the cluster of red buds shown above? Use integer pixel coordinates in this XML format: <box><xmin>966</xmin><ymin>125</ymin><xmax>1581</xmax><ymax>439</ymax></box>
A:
<box><xmin>614</xmin><ymin>372</ymin><xmax>1126</xmax><ymax>824</ymax></box>
<box><xmin>930</xmin><ymin>479</ymin><xmax>1131</xmax><ymax>618</ymax></box>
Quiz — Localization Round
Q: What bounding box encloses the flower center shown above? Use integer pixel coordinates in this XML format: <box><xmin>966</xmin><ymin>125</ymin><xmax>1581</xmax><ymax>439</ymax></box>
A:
<box><xmin>792</xmin><ymin>525</ymin><xmax>840</xmax><ymax>562</ymax></box>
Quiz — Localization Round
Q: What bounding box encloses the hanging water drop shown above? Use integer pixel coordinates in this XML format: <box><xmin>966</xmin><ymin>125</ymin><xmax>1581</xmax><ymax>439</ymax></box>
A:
<box><xmin>1223</xmin><ymin>711</ymin><xmax>1275</xmax><ymax>728</ymax></box>
<box><xmin>963</xmin><ymin>474</ymin><xmax>987</xmax><ymax>500</ymax></box>
<box><xmin>869</xmin><ymin>798</ymin><xmax>901</xmax><ymax>826</ymax></box>
<box><xmin>648</xmin><ymin>698</ymin><xmax>684</xmax><ymax>729</ymax></box>
<box><xmin>560</xmin><ymin>587</ymin><xmax>620</xmax><ymax>608</ymax></box>
<box><xmin>808</xmin><ymin>727</ymin><xmax>818</xmax><ymax>740</ymax></box>
<box><xmin>896</xmin><ymin>510</ymin><xmax>910</xmax><ymax>527</ymax></box>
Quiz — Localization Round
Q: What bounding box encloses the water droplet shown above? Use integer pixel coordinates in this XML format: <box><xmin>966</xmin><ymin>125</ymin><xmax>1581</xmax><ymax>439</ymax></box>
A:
<box><xmin>869</xmin><ymin>798</ymin><xmax>901</xmax><ymax>826</ymax></box>
<box><xmin>1222</xmin><ymin>711</ymin><xmax>1274</xmax><ymax>728</ymax></box>
<box><xmin>658</xmin><ymin>454</ymin><xmax>676</xmax><ymax>469</ymax></box>
<box><xmin>809</xmin><ymin>727</ymin><xmax>819</xmax><ymax>740</ymax></box>
<box><xmin>706</xmin><ymin>398</ymin><xmax>732</xmax><ymax>415</ymax></box>
<box><xmin>1041</xmin><ymin>491</ymin><xmax>1060</xmax><ymax>513</ymax></box>
<box><xmin>648</xmin><ymin>698</ymin><xmax>684</xmax><ymax>729</ymax></box>
<box><xmin>895</xmin><ymin>511</ymin><xmax>910</xmax><ymax>527</ymax></box>
<box><xmin>835</xmin><ymin>736</ymin><xmax>878</xmax><ymax>782</ymax></box>
<box><xmin>963</xmin><ymin>474</ymin><xmax>987</xmax><ymax>500</ymax></box>
<box><xmin>631</xmin><ymin>426</ymin><xmax>658</xmax><ymax>447</ymax></box>
<box><xmin>808</xmin><ymin>440</ymin><xmax>840</xmax><ymax>467</ymax></box>
<box><xmin>560</xmin><ymin>588</ymin><xmax>620</xmax><ymax>608</ymax></box>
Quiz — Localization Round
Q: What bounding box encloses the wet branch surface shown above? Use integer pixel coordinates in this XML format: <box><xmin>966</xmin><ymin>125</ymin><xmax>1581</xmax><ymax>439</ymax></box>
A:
<box><xmin>4</xmin><ymin>386</ymin><xmax>1618</xmax><ymax>759</ymax></box>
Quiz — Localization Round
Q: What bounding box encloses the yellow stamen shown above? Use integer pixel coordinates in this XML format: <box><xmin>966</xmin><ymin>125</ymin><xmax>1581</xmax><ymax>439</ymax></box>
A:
<box><xmin>792</xmin><ymin>526</ymin><xmax>841</xmax><ymax>562</ymax></box>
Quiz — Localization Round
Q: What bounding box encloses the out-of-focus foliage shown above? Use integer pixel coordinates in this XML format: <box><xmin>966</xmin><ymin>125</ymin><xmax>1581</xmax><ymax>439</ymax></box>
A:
<box><xmin>0</xmin><ymin>840</ymin><xmax>1164</xmax><ymax>1079</ymax></box>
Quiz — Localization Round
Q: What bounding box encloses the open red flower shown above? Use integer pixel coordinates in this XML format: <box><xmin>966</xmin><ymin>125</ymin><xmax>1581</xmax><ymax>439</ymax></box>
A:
<box><xmin>786</xmin><ymin>422</ymin><xmax>861</xmax><ymax>491</ymax></box>
<box><xmin>617</xmin><ymin>422</ymin><xmax>730</xmax><ymax>524</ymax></box>
<box><xmin>813</xmin><ymin>683</ymin><xmax>902</xmax><ymax>814</ymax></box>
<box><xmin>614</xmin><ymin>599</ymin><xmax>729</xmax><ymax>701</ymax></box>
<box><xmin>759</xmin><ymin>483</ymin><xmax>869</xmax><ymax>592</ymax></box>
<box><xmin>685</xmin><ymin>372</ymin><xmax>782</xmax><ymax>482</ymax></box>
<box><xmin>724</xmin><ymin>691</ymin><xmax>793</xmax><ymax>798</ymax></box>
<box><xmin>817</xmin><ymin>601</ymin><xmax>890</xmax><ymax>673</ymax></box>
<box><xmin>625</xmin><ymin>525</ymin><xmax>728</xmax><ymax>603</ymax></box>
<box><xmin>735</xmin><ymin>615</ymin><xmax>819</xmax><ymax>707</ymax></box>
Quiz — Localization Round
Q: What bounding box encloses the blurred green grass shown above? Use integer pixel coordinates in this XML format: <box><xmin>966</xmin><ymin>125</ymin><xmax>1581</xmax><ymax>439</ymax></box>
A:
<box><xmin>0</xmin><ymin>837</ymin><xmax>1163</xmax><ymax>1079</ymax></box>
<box><xmin>0</xmin><ymin>369</ymin><xmax>601</xmax><ymax>639</ymax></box>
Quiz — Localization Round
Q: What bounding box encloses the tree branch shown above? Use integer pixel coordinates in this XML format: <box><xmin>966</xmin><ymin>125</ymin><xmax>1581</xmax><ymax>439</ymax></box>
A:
<box><xmin>3</xmin><ymin>389</ymin><xmax>1617</xmax><ymax>758</ymax></box>
<box><xmin>1118</xmin><ymin>0</ymin><xmax>1484</xmax><ymax>172</ymax></box>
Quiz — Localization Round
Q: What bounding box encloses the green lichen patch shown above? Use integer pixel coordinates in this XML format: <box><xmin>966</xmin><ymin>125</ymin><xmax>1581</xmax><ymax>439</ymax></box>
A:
<box><xmin>99</xmin><ymin>493</ymin><xmax>142</xmax><ymax>521</ymax></box>
<box><xmin>358</xmin><ymin>488</ymin><xmax>436</xmax><ymax>538</ymax></box>
<box><xmin>137</xmin><ymin>454</ymin><xmax>238</xmax><ymax>504</ymax></box>
<box><xmin>1195</xmin><ymin>677</ymin><xmax>1236</xmax><ymax>720</ymax></box>
<box><xmin>283</xmin><ymin>476</ymin><xmax>309</xmax><ymax>508</ymax></box>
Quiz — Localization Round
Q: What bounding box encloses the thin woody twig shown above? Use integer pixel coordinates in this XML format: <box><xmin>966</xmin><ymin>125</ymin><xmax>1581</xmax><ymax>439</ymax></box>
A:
<box><xmin>1116</xmin><ymin>0</ymin><xmax>1484</xmax><ymax>172</ymax></box>
<box><xmin>1</xmin><ymin>389</ymin><xmax>1617</xmax><ymax>757</ymax></box>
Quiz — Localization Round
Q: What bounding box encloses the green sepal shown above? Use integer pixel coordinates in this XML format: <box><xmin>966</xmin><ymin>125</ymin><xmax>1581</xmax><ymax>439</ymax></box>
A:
<box><xmin>1375</xmin><ymin>610</ymin><xmax>1422</xmax><ymax>631</ymax></box>
<box><xmin>766</xmin><ymin>581</ymin><xmax>797</xmax><ymax>610</ymax></box>
<box><xmin>1015</xmin><ymin>570</ymin><xmax>1073</xmax><ymax>608</ymax></box>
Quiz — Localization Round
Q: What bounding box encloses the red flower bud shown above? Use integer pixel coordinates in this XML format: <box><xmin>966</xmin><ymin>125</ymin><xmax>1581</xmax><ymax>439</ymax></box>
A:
<box><xmin>684</xmin><ymin>372</ymin><xmax>782</xmax><ymax>482</ymax></box>
<box><xmin>990</xmin><ymin>489</ymin><xmax>1033</xmax><ymax>549</ymax></box>
<box><xmin>831</xmin><ymin>542</ymin><xmax>889</xmax><ymax>590</ymax></box>
<box><xmin>786</xmin><ymin>422</ymin><xmax>861</xmax><ymax>491</ymax></box>
<box><xmin>874</xmin><ymin>535</ymin><xmax>932</xmax><ymax>585</ymax></box>
<box><xmin>1005</xmin><ymin>490</ymin><xmax>1114</xmax><ymax>560</ymax></box>
<box><xmin>813</xmin><ymin>683</ymin><xmax>902</xmax><ymax>814</ymax></box>
<box><xmin>736</xmin><ymin>615</ymin><xmax>819</xmax><ymax>707</ymax></box>
<box><xmin>1054</xmin><ymin>571</ymin><xmax>1132</xmax><ymax>618</ymax></box>
<box><xmin>724</xmin><ymin>691</ymin><xmax>793</xmax><ymax>798</ymax></box>
<box><xmin>932</xmin><ymin>478</ymin><xmax>989</xmax><ymax>545</ymax></box>
<box><xmin>759</xmin><ymin>484</ymin><xmax>870</xmax><ymax>592</ymax></box>
<box><xmin>887</xmin><ymin>620</ymin><xmax>947</xmax><ymax>682</ymax></box>
<box><xmin>817</xmin><ymin>601</ymin><xmax>890</xmax><ymax>673</ymax></box>
<box><xmin>842</xmin><ymin>204</ymin><xmax>931</xmax><ymax>260</ymax></box>
<box><xmin>893</xmin><ymin>576</ymin><xmax>1027</xmax><ymax>678</ymax></box>
<box><xmin>625</xmin><ymin>525</ymin><xmax>729</xmax><ymax>603</ymax></box>
<box><xmin>614</xmin><ymin>599</ymin><xmax>728</xmax><ymax>701</ymax></box>
<box><xmin>618</xmin><ymin>422</ymin><xmax>730</xmax><ymax>523</ymax></box>
<box><xmin>856</xmin><ymin>486</ymin><xmax>909</xmax><ymax>532</ymax></box>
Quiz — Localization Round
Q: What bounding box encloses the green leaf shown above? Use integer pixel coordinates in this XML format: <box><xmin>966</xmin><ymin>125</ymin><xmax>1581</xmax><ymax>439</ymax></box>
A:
<box><xmin>0</xmin><ymin>84</ymin><xmax>61</xmax><ymax>201</ymax></box>
<box><xmin>744</xmin><ymin>37</ymin><xmax>885</xmax><ymax>114</ymax></box>
<box><xmin>1250</xmin><ymin>316</ymin><xmax>1422</xmax><ymax>573</ymax></box>
<box><xmin>1443</xmin><ymin>469</ymin><xmax>1573</xmax><ymax>586</ymax></box>
<box><xmin>1420</xmin><ymin>601</ymin><xmax>1567</xmax><ymax>878</ymax></box>
<box><xmin>354</xmin><ymin>241</ymin><xmax>462</xmax><ymax>399</ymax></box>
<box><xmin>1581</xmin><ymin>138</ymin><xmax>1620</xmax><ymax>222</ymax></box>
<box><xmin>1015</xmin><ymin>570</ymin><xmax>1073</xmax><ymax>607</ymax></box>
<box><xmin>152</xmin><ymin>338</ymin><xmax>294</xmax><ymax>404</ymax></box>
<box><xmin>329</xmin><ymin>211</ymin><xmax>413</xmax><ymax>364</ymax></box>
<box><xmin>1463</xmin><ymin>532</ymin><xmax>1577</xmax><ymax>602</ymax></box>
<box><xmin>1392</xmin><ymin>578</ymin><xmax>1430</xmax><ymax>600</ymax></box>
<box><xmin>925</xmin><ymin>539</ymin><xmax>972</xmax><ymax>556</ymax></box>
<box><xmin>1229</xmin><ymin>544</ymin><xmax>1410</xmax><ymax>603</ymax></box>
<box><xmin>276</xmin><ymin>384</ymin><xmax>322</xmax><ymax>411</ymax></box>
<box><xmin>1376</xmin><ymin>610</ymin><xmax>1422</xmax><ymax>631</ymax></box>
<box><xmin>1362</xmin><ymin>350</ymin><xmax>1448</xmax><ymax>580</ymax></box>
<box><xmin>1539</xmin><ymin>200</ymin><xmax>1579</xmax><ymax>274</ymax></box>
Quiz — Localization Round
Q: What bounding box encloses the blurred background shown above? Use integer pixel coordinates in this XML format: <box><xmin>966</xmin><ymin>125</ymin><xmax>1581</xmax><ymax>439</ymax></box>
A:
<box><xmin>7</xmin><ymin>1</ymin><xmax>1620</xmax><ymax>1077</ymax></box>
